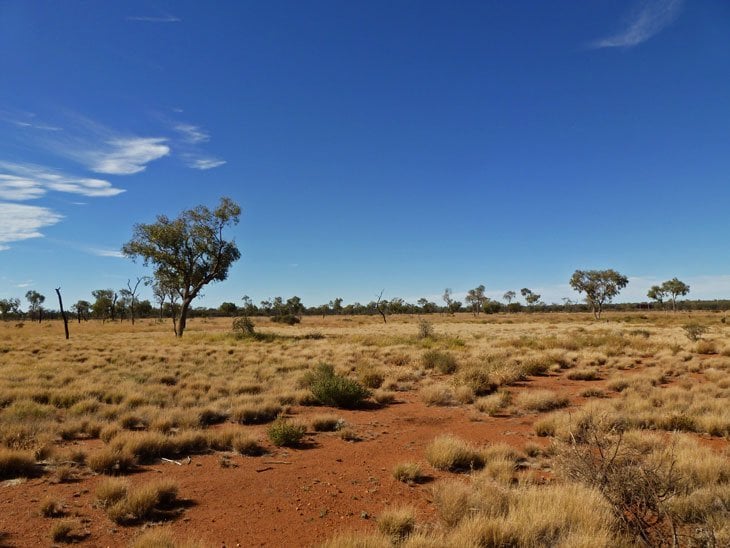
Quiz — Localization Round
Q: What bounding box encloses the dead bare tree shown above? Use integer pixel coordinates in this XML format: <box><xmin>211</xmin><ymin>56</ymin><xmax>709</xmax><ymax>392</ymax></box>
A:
<box><xmin>375</xmin><ymin>290</ymin><xmax>387</xmax><ymax>324</ymax></box>
<box><xmin>55</xmin><ymin>287</ymin><xmax>69</xmax><ymax>340</ymax></box>
<box><xmin>124</xmin><ymin>277</ymin><xmax>148</xmax><ymax>325</ymax></box>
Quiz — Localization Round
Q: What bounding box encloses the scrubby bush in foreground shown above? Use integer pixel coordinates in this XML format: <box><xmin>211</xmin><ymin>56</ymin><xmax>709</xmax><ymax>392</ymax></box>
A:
<box><xmin>305</xmin><ymin>364</ymin><xmax>370</xmax><ymax>409</ymax></box>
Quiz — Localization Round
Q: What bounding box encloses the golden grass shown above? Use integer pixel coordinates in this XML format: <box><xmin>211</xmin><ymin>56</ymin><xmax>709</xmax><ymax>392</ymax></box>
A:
<box><xmin>1</xmin><ymin>312</ymin><xmax>729</xmax><ymax>543</ymax></box>
<box><xmin>392</xmin><ymin>462</ymin><xmax>424</xmax><ymax>484</ymax></box>
<box><xmin>425</xmin><ymin>435</ymin><xmax>485</xmax><ymax>472</ymax></box>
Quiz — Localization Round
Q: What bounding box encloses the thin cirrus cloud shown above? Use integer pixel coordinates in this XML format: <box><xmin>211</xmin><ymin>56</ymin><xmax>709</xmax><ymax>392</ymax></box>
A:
<box><xmin>84</xmin><ymin>137</ymin><xmax>171</xmax><ymax>175</ymax></box>
<box><xmin>0</xmin><ymin>162</ymin><xmax>125</xmax><ymax>200</ymax></box>
<box><xmin>591</xmin><ymin>0</ymin><xmax>683</xmax><ymax>49</ymax></box>
<box><xmin>0</xmin><ymin>202</ymin><xmax>63</xmax><ymax>251</ymax></box>
<box><xmin>175</xmin><ymin>124</ymin><xmax>209</xmax><ymax>144</ymax></box>
<box><xmin>189</xmin><ymin>156</ymin><xmax>227</xmax><ymax>170</ymax></box>
<box><xmin>89</xmin><ymin>248</ymin><xmax>124</xmax><ymax>258</ymax></box>
<box><xmin>126</xmin><ymin>14</ymin><xmax>181</xmax><ymax>23</ymax></box>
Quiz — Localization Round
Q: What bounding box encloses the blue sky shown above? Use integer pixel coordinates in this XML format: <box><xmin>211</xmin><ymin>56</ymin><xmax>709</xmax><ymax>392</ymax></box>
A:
<box><xmin>1</xmin><ymin>0</ymin><xmax>729</xmax><ymax>308</ymax></box>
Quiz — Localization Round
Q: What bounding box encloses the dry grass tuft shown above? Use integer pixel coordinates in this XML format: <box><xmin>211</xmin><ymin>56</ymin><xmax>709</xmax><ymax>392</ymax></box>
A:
<box><xmin>0</xmin><ymin>449</ymin><xmax>36</xmax><ymax>479</ymax></box>
<box><xmin>425</xmin><ymin>435</ymin><xmax>484</xmax><ymax>472</ymax></box>
<box><xmin>377</xmin><ymin>506</ymin><xmax>416</xmax><ymax>542</ymax></box>
<box><xmin>517</xmin><ymin>390</ymin><xmax>569</xmax><ymax>412</ymax></box>
<box><xmin>392</xmin><ymin>462</ymin><xmax>424</xmax><ymax>484</ymax></box>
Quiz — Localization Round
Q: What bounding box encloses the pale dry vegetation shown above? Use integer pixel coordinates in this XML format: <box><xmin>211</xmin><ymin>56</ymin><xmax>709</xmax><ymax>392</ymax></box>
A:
<box><xmin>0</xmin><ymin>311</ymin><xmax>728</xmax><ymax>545</ymax></box>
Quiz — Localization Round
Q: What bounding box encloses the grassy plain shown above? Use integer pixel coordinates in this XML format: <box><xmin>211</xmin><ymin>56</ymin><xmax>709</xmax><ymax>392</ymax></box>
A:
<box><xmin>0</xmin><ymin>311</ymin><xmax>728</xmax><ymax>546</ymax></box>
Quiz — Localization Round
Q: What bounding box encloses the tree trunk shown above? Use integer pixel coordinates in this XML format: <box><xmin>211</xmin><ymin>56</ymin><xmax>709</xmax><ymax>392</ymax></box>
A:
<box><xmin>55</xmin><ymin>288</ymin><xmax>69</xmax><ymax>340</ymax></box>
<box><xmin>175</xmin><ymin>299</ymin><xmax>192</xmax><ymax>337</ymax></box>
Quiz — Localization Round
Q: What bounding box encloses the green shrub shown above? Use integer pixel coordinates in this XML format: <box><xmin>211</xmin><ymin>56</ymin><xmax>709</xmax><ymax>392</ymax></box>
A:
<box><xmin>422</xmin><ymin>350</ymin><xmax>458</xmax><ymax>374</ymax></box>
<box><xmin>306</xmin><ymin>364</ymin><xmax>370</xmax><ymax>409</ymax></box>
<box><xmin>232</xmin><ymin>316</ymin><xmax>256</xmax><ymax>338</ymax></box>
<box><xmin>268</xmin><ymin>418</ymin><xmax>306</xmax><ymax>447</ymax></box>
<box><xmin>270</xmin><ymin>314</ymin><xmax>300</xmax><ymax>325</ymax></box>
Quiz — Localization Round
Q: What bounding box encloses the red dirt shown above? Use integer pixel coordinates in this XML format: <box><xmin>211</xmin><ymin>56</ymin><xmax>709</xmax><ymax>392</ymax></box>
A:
<box><xmin>0</xmin><ymin>370</ymin><xmax>726</xmax><ymax>547</ymax></box>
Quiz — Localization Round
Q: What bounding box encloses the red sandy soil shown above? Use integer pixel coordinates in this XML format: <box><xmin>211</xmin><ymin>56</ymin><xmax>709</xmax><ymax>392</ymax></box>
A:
<box><xmin>0</xmin><ymin>369</ymin><xmax>726</xmax><ymax>547</ymax></box>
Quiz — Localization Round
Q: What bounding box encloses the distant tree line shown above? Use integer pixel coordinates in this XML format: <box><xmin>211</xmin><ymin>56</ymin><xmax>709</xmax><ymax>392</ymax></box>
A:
<box><xmin>2</xmin><ymin>273</ymin><xmax>723</xmax><ymax>324</ymax></box>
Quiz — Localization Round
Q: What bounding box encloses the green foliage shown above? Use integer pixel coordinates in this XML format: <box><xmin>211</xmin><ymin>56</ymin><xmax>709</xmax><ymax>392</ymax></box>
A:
<box><xmin>232</xmin><ymin>316</ymin><xmax>256</xmax><ymax>338</ymax></box>
<box><xmin>421</xmin><ymin>350</ymin><xmax>458</xmax><ymax>374</ymax></box>
<box><xmin>267</xmin><ymin>418</ymin><xmax>306</xmax><ymax>447</ymax></box>
<box><xmin>305</xmin><ymin>364</ymin><xmax>371</xmax><ymax>409</ymax></box>
<box><xmin>569</xmin><ymin>269</ymin><xmax>629</xmax><ymax>319</ymax></box>
<box><xmin>270</xmin><ymin>314</ymin><xmax>300</xmax><ymax>325</ymax></box>
<box><xmin>122</xmin><ymin>197</ymin><xmax>241</xmax><ymax>337</ymax></box>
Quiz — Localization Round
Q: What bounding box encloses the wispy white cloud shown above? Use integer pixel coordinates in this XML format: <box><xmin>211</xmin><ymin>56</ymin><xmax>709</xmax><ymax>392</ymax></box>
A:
<box><xmin>188</xmin><ymin>156</ymin><xmax>226</xmax><ymax>170</ymax></box>
<box><xmin>89</xmin><ymin>248</ymin><xmax>124</xmax><ymax>258</ymax></box>
<box><xmin>175</xmin><ymin>124</ymin><xmax>209</xmax><ymax>144</ymax></box>
<box><xmin>591</xmin><ymin>0</ymin><xmax>683</xmax><ymax>49</ymax></box>
<box><xmin>0</xmin><ymin>162</ymin><xmax>125</xmax><ymax>199</ymax></box>
<box><xmin>82</xmin><ymin>137</ymin><xmax>170</xmax><ymax>175</ymax></box>
<box><xmin>12</xmin><ymin>120</ymin><xmax>62</xmax><ymax>131</ymax></box>
<box><xmin>126</xmin><ymin>14</ymin><xmax>181</xmax><ymax>23</ymax></box>
<box><xmin>0</xmin><ymin>110</ymin><xmax>62</xmax><ymax>131</ymax></box>
<box><xmin>0</xmin><ymin>202</ymin><xmax>63</xmax><ymax>250</ymax></box>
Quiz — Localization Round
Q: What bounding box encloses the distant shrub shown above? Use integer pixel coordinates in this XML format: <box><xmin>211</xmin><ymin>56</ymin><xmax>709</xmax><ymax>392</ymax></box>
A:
<box><xmin>270</xmin><ymin>314</ymin><xmax>300</xmax><ymax>325</ymax></box>
<box><xmin>306</xmin><ymin>364</ymin><xmax>371</xmax><ymax>409</ymax></box>
<box><xmin>417</xmin><ymin>320</ymin><xmax>434</xmax><ymax>339</ymax></box>
<box><xmin>422</xmin><ymin>350</ymin><xmax>457</xmax><ymax>374</ymax></box>
<box><xmin>268</xmin><ymin>418</ymin><xmax>306</xmax><ymax>447</ymax></box>
<box><xmin>232</xmin><ymin>316</ymin><xmax>256</xmax><ymax>337</ymax></box>
<box><xmin>683</xmin><ymin>323</ymin><xmax>708</xmax><ymax>342</ymax></box>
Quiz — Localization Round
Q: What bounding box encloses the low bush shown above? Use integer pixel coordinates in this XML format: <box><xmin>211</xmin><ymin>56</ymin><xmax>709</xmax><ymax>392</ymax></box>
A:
<box><xmin>422</xmin><ymin>350</ymin><xmax>457</xmax><ymax>374</ymax></box>
<box><xmin>232</xmin><ymin>316</ymin><xmax>256</xmax><ymax>338</ymax></box>
<box><xmin>306</xmin><ymin>364</ymin><xmax>370</xmax><ymax>409</ymax></box>
<box><xmin>270</xmin><ymin>314</ymin><xmax>300</xmax><ymax>325</ymax></box>
<box><xmin>268</xmin><ymin>418</ymin><xmax>306</xmax><ymax>447</ymax></box>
